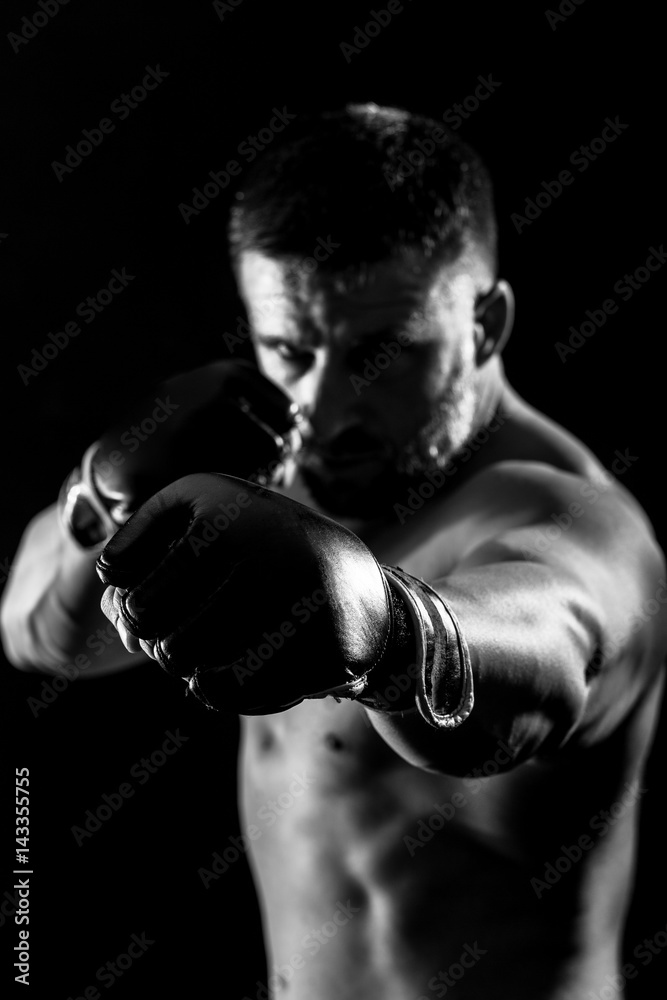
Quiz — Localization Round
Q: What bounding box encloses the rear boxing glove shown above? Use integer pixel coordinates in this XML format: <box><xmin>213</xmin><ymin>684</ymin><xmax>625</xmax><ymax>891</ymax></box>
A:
<box><xmin>96</xmin><ymin>473</ymin><xmax>474</xmax><ymax>728</ymax></box>
<box><xmin>58</xmin><ymin>360</ymin><xmax>302</xmax><ymax>549</ymax></box>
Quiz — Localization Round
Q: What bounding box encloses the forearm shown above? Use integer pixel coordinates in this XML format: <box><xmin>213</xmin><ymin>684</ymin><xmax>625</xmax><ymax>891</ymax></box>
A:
<box><xmin>362</xmin><ymin>560</ymin><xmax>595</xmax><ymax>775</ymax></box>
<box><xmin>1</xmin><ymin>505</ymin><xmax>140</xmax><ymax>675</ymax></box>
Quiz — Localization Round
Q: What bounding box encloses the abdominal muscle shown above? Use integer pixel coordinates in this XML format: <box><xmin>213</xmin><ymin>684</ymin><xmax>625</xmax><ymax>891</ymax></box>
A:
<box><xmin>237</xmin><ymin>694</ymin><xmax>640</xmax><ymax>1000</ymax></box>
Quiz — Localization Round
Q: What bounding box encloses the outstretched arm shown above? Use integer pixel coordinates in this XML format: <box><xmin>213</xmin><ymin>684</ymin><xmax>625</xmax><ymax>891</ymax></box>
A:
<box><xmin>94</xmin><ymin>465</ymin><xmax>667</xmax><ymax>774</ymax></box>
<box><xmin>362</xmin><ymin>463</ymin><xmax>667</xmax><ymax>773</ymax></box>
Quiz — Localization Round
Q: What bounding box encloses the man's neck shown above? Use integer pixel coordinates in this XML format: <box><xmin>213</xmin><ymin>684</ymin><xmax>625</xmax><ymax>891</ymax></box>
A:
<box><xmin>471</xmin><ymin>355</ymin><xmax>507</xmax><ymax>438</ymax></box>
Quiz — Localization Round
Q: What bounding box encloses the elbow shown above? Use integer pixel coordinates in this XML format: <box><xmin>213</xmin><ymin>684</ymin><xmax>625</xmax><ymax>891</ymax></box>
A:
<box><xmin>441</xmin><ymin>664</ymin><xmax>590</xmax><ymax>773</ymax></box>
<box><xmin>1</xmin><ymin>618</ymin><xmax>40</xmax><ymax>672</ymax></box>
<box><xmin>0</xmin><ymin>569</ymin><xmax>38</xmax><ymax>670</ymax></box>
<box><xmin>1</xmin><ymin>602</ymin><xmax>66</xmax><ymax>675</ymax></box>
<box><xmin>0</xmin><ymin>593</ymin><xmax>28</xmax><ymax>669</ymax></box>
<box><xmin>364</xmin><ymin>639</ymin><xmax>592</xmax><ymax>776</ymax></box>
<box><xmin>496</xmin><ymin>600</ymin><xmax>599</xmax><ymax>761</ymax></box>
<box><xmin>493</xmin><ymin>655</ymin><xmax>590</xmax><ymax>763</ymax></box>
<box><xmin>503</xmin><ymin>683</ymin><xmax>588</xmax><ymax>762</ymax></box>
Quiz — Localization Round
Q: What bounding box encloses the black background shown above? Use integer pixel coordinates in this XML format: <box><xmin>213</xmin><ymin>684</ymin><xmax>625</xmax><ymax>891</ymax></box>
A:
<box><xmin>1</xmin><ymin>2</ymin><xmax>665</xmax><ymax>998</ymax></box>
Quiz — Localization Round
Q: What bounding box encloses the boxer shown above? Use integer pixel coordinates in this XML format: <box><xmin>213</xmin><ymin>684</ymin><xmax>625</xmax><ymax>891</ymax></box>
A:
<box><xmin>3</xmin><ymin>104</ymin><xmax>666</xmax><ymax>1000</ymax></box>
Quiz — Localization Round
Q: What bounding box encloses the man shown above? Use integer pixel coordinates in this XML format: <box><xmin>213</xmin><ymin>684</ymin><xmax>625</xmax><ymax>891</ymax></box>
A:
<box><xmin>3</xmin><ymin>104</ymin><xmax>665</xmax><ymax>999</ymax></box>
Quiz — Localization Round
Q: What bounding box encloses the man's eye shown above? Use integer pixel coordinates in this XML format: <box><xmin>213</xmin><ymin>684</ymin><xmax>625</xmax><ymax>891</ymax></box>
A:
<box><xmin>274</xmin><ymin>341</ymin><xmax>310</xmax><ymax>363</ymax></box>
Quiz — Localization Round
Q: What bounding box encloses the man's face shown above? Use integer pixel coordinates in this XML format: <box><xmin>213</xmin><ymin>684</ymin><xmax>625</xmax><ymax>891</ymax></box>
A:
<box><xmin>237</xmin><ymin>251</ymin><xmax>484</xmax><ymax>518</ymax></box>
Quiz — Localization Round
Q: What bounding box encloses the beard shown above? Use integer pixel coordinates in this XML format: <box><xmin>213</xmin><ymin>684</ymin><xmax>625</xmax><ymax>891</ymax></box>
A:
<box><xmin>297</xmin><ymin>354</ymin><xmax>480</xmax><ymax>519</ymax></box>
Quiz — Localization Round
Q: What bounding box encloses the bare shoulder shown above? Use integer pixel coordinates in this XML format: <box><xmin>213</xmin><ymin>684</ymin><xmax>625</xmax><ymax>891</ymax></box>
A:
<box><xmin>455</xmin><ymin>456</ymin><xmax>666</xmax><ymax>732</ymax></box>
<box><xmin>446</xmin><ymin>386</ymin><xmax>660</xmax><ymax>570</ymax></box>
<box><xmin>375</xmin><ymin>392</ymin><xmax>663</xmax><ymax>607</ymax></box>
<box><xmin>458</xmin><ymin>457</ymin><xmax>657</xmax><ymax>553</ymax></box>
<box><xmin>451</xmin><ymin>432</ymin><xmax>665</xmax><ymax>617</ymax></box>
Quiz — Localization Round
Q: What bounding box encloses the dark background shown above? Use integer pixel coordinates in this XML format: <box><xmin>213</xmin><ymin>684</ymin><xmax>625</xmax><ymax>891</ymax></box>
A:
<box><xmin>1</xmin><ymin>2</ymin><xmax>665</xmax><ymax>997</ymax></box>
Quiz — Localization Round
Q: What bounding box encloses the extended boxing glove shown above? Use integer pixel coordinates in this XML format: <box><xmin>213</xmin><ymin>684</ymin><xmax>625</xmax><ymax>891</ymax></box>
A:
<box><xmin>58</xmin><ymin>360</ymin><xmax>301</xmax><ymax>549</ymax></box>
<box><xmin>96</xmin><ymin>473</ymin><xmax>474</xmax><ymax>727</ymax></box>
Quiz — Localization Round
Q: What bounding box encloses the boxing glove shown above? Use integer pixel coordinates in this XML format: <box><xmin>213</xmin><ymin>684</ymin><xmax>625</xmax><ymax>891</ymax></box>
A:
<box><xmin>96</xmin><ymin>473</ymin><xmax>474</xmax><ymax>726</ymax></box>
<box><xmin>58</xmin><ymin>360</ymin><xmax>301</xmax><ymax>549</ymax></box>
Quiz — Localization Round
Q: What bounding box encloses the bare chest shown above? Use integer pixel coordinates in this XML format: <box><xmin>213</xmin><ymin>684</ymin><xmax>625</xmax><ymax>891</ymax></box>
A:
<box><xmin>239</xmin><ymin>698</ymin><xmax>557</xmax><ymax>883</ymax></box>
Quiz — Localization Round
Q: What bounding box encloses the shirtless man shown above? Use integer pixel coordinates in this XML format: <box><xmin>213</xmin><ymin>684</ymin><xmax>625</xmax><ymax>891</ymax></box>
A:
<box><xmin>2</xmin><ymin>105</ymin><xmax>665</xmax><ymax>1000</ymax></box>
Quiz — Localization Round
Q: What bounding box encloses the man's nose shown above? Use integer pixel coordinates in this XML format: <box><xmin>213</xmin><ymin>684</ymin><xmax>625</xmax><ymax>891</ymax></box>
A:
<box><xmin>296</xmin><ymin>356</ymin><xmax>371</xmax><ymax>447</ymax></box>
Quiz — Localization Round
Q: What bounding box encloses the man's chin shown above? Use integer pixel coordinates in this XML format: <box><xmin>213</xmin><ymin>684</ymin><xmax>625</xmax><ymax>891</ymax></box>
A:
<box><xmin>299</xmin><ymin>464</ymin><xmax>411</xmax><ymax>520</ymax></box>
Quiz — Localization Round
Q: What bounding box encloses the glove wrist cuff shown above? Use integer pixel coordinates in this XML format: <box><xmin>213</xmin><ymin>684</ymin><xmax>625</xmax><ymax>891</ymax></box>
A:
<box><xmin>359</xmin><ymin>566</ymin><xmax>475</xmax><ymax>729</ymax></box>
<box><xmin>58</xmin><ymin>442</ymin><xmax>118</xmax><ymax>551</ymax></box>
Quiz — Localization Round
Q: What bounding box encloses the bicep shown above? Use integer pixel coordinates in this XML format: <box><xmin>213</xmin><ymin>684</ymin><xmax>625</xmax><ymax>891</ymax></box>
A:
<box><xmin>453</xmin><ymin>474</ymin><xmax>667</xmax><ymax>747</ymax></box>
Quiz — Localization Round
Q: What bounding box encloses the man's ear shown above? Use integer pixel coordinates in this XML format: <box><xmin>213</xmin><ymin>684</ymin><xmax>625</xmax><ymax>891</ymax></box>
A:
<box><xmin>473</xmin><ymin>280</ymin><xmax>515</xmax><ymax>365</ymax></box>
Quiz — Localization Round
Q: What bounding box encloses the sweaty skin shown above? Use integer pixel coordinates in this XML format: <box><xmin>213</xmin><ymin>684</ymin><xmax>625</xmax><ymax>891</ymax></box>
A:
<box><xmin>2</xmin><ymin>254</ymin><xmax>664</xmax><ymax>1000</ymax></box>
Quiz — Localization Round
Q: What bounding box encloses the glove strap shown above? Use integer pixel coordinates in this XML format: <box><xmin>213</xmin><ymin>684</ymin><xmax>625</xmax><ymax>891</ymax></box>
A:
<box><xmin>58</xmin><ymin>442</ymin><xmax>119</xmax><ymax>550</ymax></box>
<box><xmin>379</xmin><ymin>566</ymin><xmax>475</xmax><ymax>729</ymax></box>
<box><xmin>238</xmin><ymin>396</ymin><xmax>304</xmax><ymax>488</ymax></box>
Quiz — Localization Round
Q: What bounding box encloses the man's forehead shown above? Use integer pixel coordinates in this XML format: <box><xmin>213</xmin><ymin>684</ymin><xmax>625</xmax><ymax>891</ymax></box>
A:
<box><xmin>238</xmin><ymin>251</ymin><xmax>475</xmax><ymax>324</ymax></box>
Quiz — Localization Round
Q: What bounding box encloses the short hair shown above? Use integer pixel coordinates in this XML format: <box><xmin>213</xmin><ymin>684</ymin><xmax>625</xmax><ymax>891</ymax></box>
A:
<box><xmin>228</xmin><ymin>103</ymin><xmax>498</xmax><ymax>281</ymax></box>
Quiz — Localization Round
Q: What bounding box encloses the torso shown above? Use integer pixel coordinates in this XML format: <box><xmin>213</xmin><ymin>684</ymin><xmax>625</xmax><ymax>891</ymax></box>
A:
<box><xmin>237</xmin><ymin>386</ymin><xmax>663</xmax><ymax>999</ymax></box>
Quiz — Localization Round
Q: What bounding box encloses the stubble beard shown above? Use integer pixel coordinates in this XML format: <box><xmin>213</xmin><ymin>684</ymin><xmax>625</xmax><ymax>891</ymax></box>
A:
<box><xmin>299</xmin><ymin>355</ymin><xmax>480</xmax><ymax>519</ymax></box>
